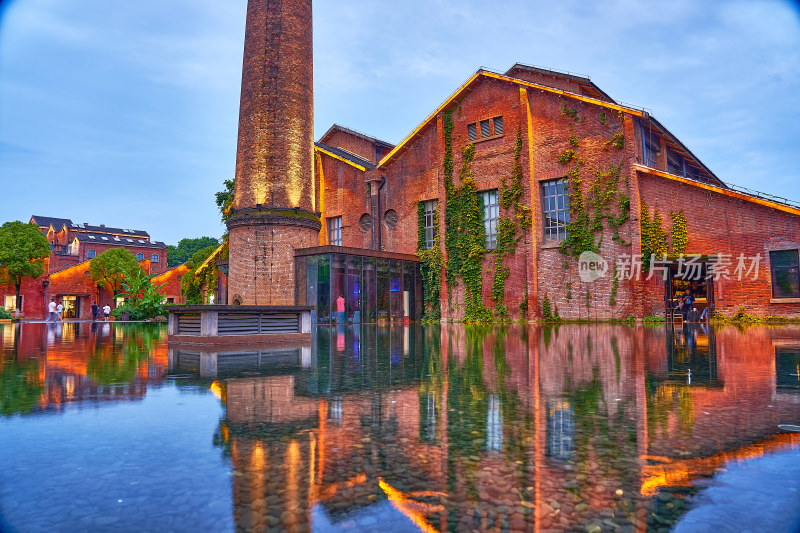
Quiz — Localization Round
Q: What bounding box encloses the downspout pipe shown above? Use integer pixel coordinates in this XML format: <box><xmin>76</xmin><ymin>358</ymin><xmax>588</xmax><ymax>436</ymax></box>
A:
<box><xmin>376</xmin><ymin>176</ymin><xmax>386</xmax><ymax>251</ymax></box>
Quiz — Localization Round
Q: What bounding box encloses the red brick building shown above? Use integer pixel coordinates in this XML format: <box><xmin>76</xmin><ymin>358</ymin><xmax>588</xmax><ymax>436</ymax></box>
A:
<box><xmin>0</xmin><ymin>216</ymin><xmax>170</xmax><ymax>319</ymax></box>
<box><xmin>307</xmin><ymin>64</ymin><xmax>800</xmax><ymax>320</ymax></box>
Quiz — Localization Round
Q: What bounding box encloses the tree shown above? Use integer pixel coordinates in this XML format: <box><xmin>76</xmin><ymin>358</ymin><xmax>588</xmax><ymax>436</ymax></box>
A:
<box><xmin>89</xmin><ymin>248</ymin><xmax>140</xmax><ymax>296</ymax></box>
<box><xmin>180</xmin><ymin>244</ymin><xmax>218</xmax><ymax>304</ymax></box>
<box><xmin>0</xmin><ymin>221</ymin><xmax>51</xmax><ymax>317</ymax></box>
<box><xmin>113</xmin><ymin>266</ymin><xmax>167</xmax><ymax>320</ymax></box>
<box><xmin>166</xmin><ymin>236</ymin><xmax>220</xmax><ymax>267</ymax></box>
<box><xmin>215</xmin><ymin>178</ymin><xmax>235</xmax><ymax>227</ymax></box>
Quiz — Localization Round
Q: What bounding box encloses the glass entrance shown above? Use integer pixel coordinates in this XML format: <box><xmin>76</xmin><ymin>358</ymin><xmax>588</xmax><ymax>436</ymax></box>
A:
<box><xmin>61</xmin><ymin>296</ymin><xmax>79</xmax><ymax>319</ymax></box>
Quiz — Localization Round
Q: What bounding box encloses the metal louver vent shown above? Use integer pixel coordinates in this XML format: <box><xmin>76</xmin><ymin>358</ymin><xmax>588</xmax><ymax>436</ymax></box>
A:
<box><xmin>494</xmin><ymin>116</ymin><xmax>503</xmax><ymax>135</ymax></box>
<box><xmin>480</xmin><ymin>120</ymin><xmax>491</xmax><ymax>138</ymax></box>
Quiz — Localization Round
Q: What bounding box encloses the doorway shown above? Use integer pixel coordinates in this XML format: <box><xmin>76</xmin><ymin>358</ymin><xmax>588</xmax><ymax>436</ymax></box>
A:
<box><xmin>664</xmin><ymin>259</ymin><xmax>714</xmax><ymax>321</ymax></box>
<box><xmin>61</xmin><ymin>296</ymin><xmax>79</xmax><ymax>319</ymax></box>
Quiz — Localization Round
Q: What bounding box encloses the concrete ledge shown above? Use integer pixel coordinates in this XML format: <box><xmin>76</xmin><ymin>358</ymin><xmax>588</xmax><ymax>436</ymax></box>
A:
<box><xmin>168</xmin><ymin>332</ymin><xmax>311</xmax><ymax>346</ymax></box>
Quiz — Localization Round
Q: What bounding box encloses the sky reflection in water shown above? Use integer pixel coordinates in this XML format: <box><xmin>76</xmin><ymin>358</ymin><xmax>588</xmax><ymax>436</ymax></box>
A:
<box><xmin>1</xmin><ymin>322</ymin><xmax>799</xmax><ymax>532</ymax></box>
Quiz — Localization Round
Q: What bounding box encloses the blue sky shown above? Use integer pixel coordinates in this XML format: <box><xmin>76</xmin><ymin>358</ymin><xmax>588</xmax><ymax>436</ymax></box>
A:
<box><xmin>1</xmin><ymin>0</ymin><xmax>798</xmax><ymax>245</ymax></box>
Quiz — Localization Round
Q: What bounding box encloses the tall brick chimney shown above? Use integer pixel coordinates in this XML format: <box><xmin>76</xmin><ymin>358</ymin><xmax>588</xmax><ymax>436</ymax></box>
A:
<box><xmin>226</xmin><ymin>0</ymin><xmax>319</xmax><ymax>305</ymax></box>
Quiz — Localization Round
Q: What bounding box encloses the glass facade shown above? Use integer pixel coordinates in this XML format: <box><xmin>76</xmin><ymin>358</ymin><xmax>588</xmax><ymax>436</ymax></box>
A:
<box><xmin>296</xmin><ymin>250</ymin><xmax>422</xmax><ymax>324</ymax></box>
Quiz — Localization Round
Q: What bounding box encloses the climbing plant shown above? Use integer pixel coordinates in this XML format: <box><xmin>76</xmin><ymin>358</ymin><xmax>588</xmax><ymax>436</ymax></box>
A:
<box><xmin>670</xmin><ymin>210</ymin><xmax>688</xmax><ymax>255</ymax></box>
<box><xmin>443</xmin><ymin>110</ymin><xmax>490</xmax><ymax>322</ymax></box>
<box><xmin>491</xmin><ymin>129</ymin><xmax>532</xmax><ymax>319</ymax></box>
<box><xmin>417</xmin><ymin>202</ymin><xmax>443</xmax><ymax>322</ymax></box>
<box><xmin>556</xmin><ymin>101</ymin><xmax>631</xmax><ymax>258</ymax></box>
<box><xmin>639</xmin><ymin>201</ymin><xmax>669</xmax><ymax>270</ymax></box>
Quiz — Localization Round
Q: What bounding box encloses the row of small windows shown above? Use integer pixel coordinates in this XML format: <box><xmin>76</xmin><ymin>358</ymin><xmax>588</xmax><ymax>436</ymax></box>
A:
<box><xmin>85</xmin><ymin>249</ymin><xmax>159</xmax><ymax>262</ymax></box>
<box><xmin>468</xmin><ymin>116</ymin><xmax>503</xmax><ymax>142</ymax></box>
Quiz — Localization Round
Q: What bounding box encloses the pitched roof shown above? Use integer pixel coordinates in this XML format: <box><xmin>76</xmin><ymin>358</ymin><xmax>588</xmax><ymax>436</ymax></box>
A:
<box><xmin>504</xmin><ymin>63</ymin><xmax>616</xmax><ymax>103</ymax></box>
<box><xmin>30</xmin><ymin>216</ymin><xmax>71</xmax><ymax>230</ymax></box>
<box><xmin>378</xmin><ymin>68</ymin><xmax>646</xmax><ymax>168</ymax></box>
<box><xmin>74</xmin><ymin>233</ymin><xmax>166</xmax><ymax>249</ymax></box>
<box><xmin>315</xmin><ymin>142</ymin><xmax>375</xmax><ymax>170</ymax></box>
<box><xmin>318</xmin><ymin>124</ymin><xmax>394</xmax><ymax>150</ymax></box>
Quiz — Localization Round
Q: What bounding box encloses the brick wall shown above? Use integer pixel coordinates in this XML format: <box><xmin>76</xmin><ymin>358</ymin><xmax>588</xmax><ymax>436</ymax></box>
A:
<box><xmin>638</xmin><ymin>171</ymin><xmax>800</xmax><ymax>317</ymax></box>
<box><xmin>228</xmin><ymin>223</ymin><xmax>319</xmax><ymax>305</ymax></box>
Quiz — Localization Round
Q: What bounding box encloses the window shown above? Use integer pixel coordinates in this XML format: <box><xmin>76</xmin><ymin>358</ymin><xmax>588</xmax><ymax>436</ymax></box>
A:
<box><xmin>770</xmin><ymin>250</ymin><xmax>800</xmax><ymax>299</ymax></box>
<box><xmin>467</xmin><ymin>116</ymin><xmax>503</xmax><ymax>141</ymax></box>
<box><xmin>423</xmin><ymin>200</ymin><xmax>438</xmax><ymax>249</ymax></box>
<box><xmin>666</xmin><ymin>147</ymin><xmax>685</xmax><ymax>176</ymax></box>
<box><xmin>4</xmin><ymin>295</ymin><xmax>21</xmax><ymax>313</ymax></box>
<box><xmin>542</xmin><ymin>180</ymin><xmax>570</xmax><ymax>243</ymax></box>
<box><xmin>87</xmin><ymin>249</ymin><xmax>96</xmax><ymax>259</ymax></box>
<box><xmin>383</xmin><ymin>209</ymin><xmax>398</xmax><ymax>230</ymax></box>
<box><xmin>136</xmin><ymin>253</ymin><xmax>144</xmax><ymax>261</ymax></box>
<box><xmin>641</xmin><ymin>123</ymin><xmax>660</xmax><ymax>168</ymax></box>
<box><xmin>151</xmin><ymin>253</ymin><xmax>159</xmax><ymax>262</ymax></box>
<box><xmin>481</xmin><ymin>190</ymin><xmax>499</xmax><ymax>249</ymax></box>
<box><xmin>328</xmin><ymin>217</ymin><xmax>342</xmax><ymax>246</ymax></box>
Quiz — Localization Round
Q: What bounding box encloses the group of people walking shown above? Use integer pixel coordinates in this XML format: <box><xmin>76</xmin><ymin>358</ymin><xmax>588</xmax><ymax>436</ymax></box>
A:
<box><xmin>46</xmin><ymin>298</ymin><xmax>110</xmax><ymax>323</ymax></box>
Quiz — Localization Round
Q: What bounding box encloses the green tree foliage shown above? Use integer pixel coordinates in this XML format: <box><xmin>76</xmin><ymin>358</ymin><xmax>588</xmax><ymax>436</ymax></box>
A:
<box><xmin>166</xmin><ymin>236</ymin><xmax>220</xmax><ymax>267</ymax></box>
<box><xmin>112</xmin><ymin>266</ymin><xmax>167</xmax><ymax>320</ymax></box>
<box><xmin>0</xmin><ymin>221</ymin><xmax>51</xmax><ymax>314</ymax></box>
<box><xmin>215</xmin><ymin>178</ymin><xmax>235</xmax><ymax>227</ymax></box>
<box><xmin>180</xmin><ymin>244</ymin><xmax>218</xmax><ymax>304</ymax></box>
<box><xmin>89</xmin><ymin>248</ymin><xmax>140</xmax><ymax>296</ymax></box>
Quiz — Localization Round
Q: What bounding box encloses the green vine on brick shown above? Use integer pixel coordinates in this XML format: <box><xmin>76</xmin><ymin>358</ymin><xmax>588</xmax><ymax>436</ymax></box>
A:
<box><xmin>492</xmin><ymin>129</ymin><xmax>532</xmax><ymax>319</ymax></box>
<box><xmin>558</xmin><ymin>137</ymin><xmax>631</xmax><ymax>257</ymax></box>
<box><xmin>609</xmin><ymin>263</ymin><xmax>618</xmax><ymax>306</ymax></box>
<box><xmin>640</xmin><ymin>202</ymin><xmax>669</xmax><ymax>270</ymax></box>
<box><xmin>442</xmin><ymin>112</ymin><xmax>490</xmax><ymax>322</ymax></box>
<box><xmin>670</xmin><ymin>210</ymin><xmax>688</xmax><ymax>255</ymax></box>
<box><xmin>417</xmin><ymin>202</ymin><xmax>442</xmax><ymax>323</ymax></box>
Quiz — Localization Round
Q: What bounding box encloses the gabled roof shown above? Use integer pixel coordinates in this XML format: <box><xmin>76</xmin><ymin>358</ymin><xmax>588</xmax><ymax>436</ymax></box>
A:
<box><xmin>378</xmin><ymin>68</ymin><xmax>646</xmax><ymax>168</ymax></box>
<box><xmin>318</xmin><ymin>124</ymin><xmax>394</xmax><ymax>151</ymax></box>
<box><xmin>315</xmin><ymin>142</ymin><xmax>375</xmax><ymax>171</ymax></box>
<box><xmin>74</xmin><ymin>232</ymin><xmax>166</xmax><ymax>249</ymax></box>
<box><xmin>504</xmin><ymin>63</ymin><xmax>616</xmax><ymax>103</ymax></box>
<box><xmin>30</xmin><ymin>216</ymin><xmax>71</xmax><ymax>230</ymax></box>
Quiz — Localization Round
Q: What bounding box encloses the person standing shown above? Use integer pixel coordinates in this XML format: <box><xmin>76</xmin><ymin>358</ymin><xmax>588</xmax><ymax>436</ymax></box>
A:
<box><xmin>56</xmin><ymin>301</ymin><xmax>64</xmax><ymax>322</ymax></box>
<box><xmin>47</xmin><ymin>298</ymin><xmax>57</xmax><ymax>323</ymax></box>
<box><xmin>681</xmin><ymin>289</ymin><xmax>694</xmax><ymax>323</ymax></box>
<box><xmin>91</xmin><ymin>301</ymin><xmax>99</xmax><ymax>322</ymax></box>
<box><xmin>335</xmin><ymin>294</ymin><xmax>345</xmax><ymax>323</ymax></box>
<box><xmin>103</xmin><ymin>303</ymin><xmax>111</xmax><ymax>321</ymax></box>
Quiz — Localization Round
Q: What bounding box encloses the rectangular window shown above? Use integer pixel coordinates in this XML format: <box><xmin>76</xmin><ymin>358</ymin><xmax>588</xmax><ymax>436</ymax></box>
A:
<box><xmin>468</xmin><ymin>123</ymin><xmax>477</xmax><ymax>142</ymax></box>
<box><xmin>480</xmin><ymin>119</ymin><xmax>491</xmax><ymax>138</ymax></box>
<box><xmin>328</xmin><ymin>217</ymin><xmax>342</xmax><ymax>246</ymax></box>
<box><xmin>493</xmin><ymin>116</ymin><xmax>503</xmax><ymax>135</ymax></box>
<box><xmin>87</xmin><ymin>249</ymin><xmax>96</xmax><ymax>259</ymax></box>
<box><xmin>666</xmin><ymin>147</ymin><xmax>685</xmax><ymax>177</ymax></box>
<box><xmin>481</xmin><ymin>190</ymin><xmax>499</xmax><ymax>249</ymax></box>
<box><xmin>4</xmin><ymin>295</ymin><xmax>21</xmax><ymax>313</ymax></box>
<box><xmin>423</xmin><ymin>200</ymin><xmax>438</xmax><ymax>249</ymax></box>
<box><xmin>542</xmin><ymin>180</ymin><xmax>570</xmax><ymax>243</ymax></box>
<box><xmin>641</xmin><ymin>123</ymin><xmax>660</xmax><ymax>168</ymax></box>
<box><xmin>467</xmin><ymin>116</ymin><xmax>503</xmax><ymax>141</ymax></box>
<box><xmin>770</xmin><ymin>249</ymin><xmax>800</xmax><ymax>298</ymax></box>
<box><xmin>151</xmin><ymin>253</ymin><xmax>159</xmax><ymax>262</ymax></box>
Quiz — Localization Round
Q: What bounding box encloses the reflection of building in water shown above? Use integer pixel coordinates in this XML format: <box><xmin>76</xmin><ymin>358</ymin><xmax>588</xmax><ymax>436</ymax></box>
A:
<box><xmin>168</xmin><ymin>323</ymin><xmax>800</xmax><ymax>532</ymax></box>
<box><xmin>0</xmin><ymin>323</ymin><xmax>168</xmax><ymax>414</ymax></box>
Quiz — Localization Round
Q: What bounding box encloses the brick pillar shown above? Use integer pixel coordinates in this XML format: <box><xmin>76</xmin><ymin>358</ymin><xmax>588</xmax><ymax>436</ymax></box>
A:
<box><xmin>227</xmin><ymin>0</ymin><xmax>320</xmax><ymax>305</ymax></box>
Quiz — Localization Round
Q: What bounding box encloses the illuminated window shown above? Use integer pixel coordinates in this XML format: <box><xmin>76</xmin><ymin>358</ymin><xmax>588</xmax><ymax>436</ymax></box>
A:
<box><xmin>151</xmin><ymin>253</ymin><xmax>159</xmax><ymax>262</ymax></box>
<box><xmin>481</xmin><ymin>190</ymin><xmax>499</xmax><ymax>249</ymax></box>
<box><xmin>422</xmin><ymin>200</ymin><xmax>438</xmax><ymax>249</ymax></box>
<box><xmin>327</xmin><ymin>217</ymin><xmax>342</xmax><ymax>246</ymax></box>
<box><xmin>542</xmin><ymin>180</ymin><xmax>570</xmax><ymax>243</ymax></box>
<box><xmin>467</xmin><ymin>116</ymin><xmax>503</xmax><ymax>141</ymax></box>
<box><xmin>136</xmin><ymin>253</ymin><xmax>144</xmax><ymax>261</ymax></box>
<box><xmin>4</xmin><ymin>295</ymin><xmax>21</xmax><ymax>313</ymax></box>
<box><xmin>770</xmin><ymin>250</ymin><xmax>800</xmax><ymax>299</ymax></box>
<box><xmin>87</xmin><ymin>249</ymin><xmax>96</xmax><ymax>259</ymax></box>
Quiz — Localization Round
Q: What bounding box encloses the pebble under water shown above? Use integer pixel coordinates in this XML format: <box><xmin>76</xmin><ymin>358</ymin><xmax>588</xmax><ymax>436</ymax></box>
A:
<box><xmin>1</xmin><ymin>321</ymin><xmax>800</xmax><ymax>532</ymax></box>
